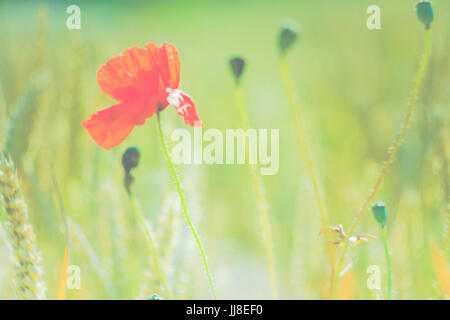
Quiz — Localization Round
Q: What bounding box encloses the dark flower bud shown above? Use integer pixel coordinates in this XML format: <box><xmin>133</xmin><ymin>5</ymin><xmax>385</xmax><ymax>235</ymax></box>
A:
<box><xmin>372</xmin><ymin>201</ymin><xmax>387</xmax><ymax>227</ymax></box>
<box><xmin>416</xmin><ymin>1</ymin><xmax>434</xmax><ymax>29</ymax></box>
<box><xmin>122</xmin><ymin>147</ymin><xmax>140</xmax><ymax>195</ymax></box>
<box><xmin>229</xmin><ymin>56</ymin><xmax>246</xmax><ymax>85</ymax></box>
<box><xmin>279</xmin><ymin>22</ymin><xmax>300</xmax><ymax>55</ymax></box>
<box><xmin>122</xmin><ymin>146</ymin><xmax>140</xmax><ymax>173</ymax></box>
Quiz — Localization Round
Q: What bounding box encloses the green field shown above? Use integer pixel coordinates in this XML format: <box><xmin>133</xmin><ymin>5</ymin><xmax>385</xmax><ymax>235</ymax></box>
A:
<box><xmin>0</xmin><ymin>0</ymin><xmax>448</xmax><ymax>299</ymax></box>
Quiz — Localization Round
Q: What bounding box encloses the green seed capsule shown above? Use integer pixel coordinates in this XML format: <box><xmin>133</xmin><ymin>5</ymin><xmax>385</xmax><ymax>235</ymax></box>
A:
<box><xmin>229</xmin><ymin>56</ymin><xmax>246</xmax><ymax>84</ymax></box>
<box><xmin>279</xmin><ymin>22</ymin><xmax>300</xmax><ymax>55</ymax></box>
<box><xmin>372</xmin><ymin>201</ymin><xmax>387</xmax><ymax>227</ymax></box>
<box><xmin>416</xmin><ymin>1</ymin><xmax>434</xmax><ymax>29</ymax></box>
<box><xmin>122</xmin><ymin>146</ymin><xmax>140</xmax><ymax>173</ymax></box>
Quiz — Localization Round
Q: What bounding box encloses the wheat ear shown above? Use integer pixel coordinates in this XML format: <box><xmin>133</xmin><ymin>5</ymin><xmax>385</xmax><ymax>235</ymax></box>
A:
<box><xmin>0</xmin><ymin>153</ymin><xmax>46</xmax><ymax>299</ymax></box>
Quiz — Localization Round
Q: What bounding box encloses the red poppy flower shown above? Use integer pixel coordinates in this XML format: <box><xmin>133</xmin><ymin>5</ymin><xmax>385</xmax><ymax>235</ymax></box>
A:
<box><xmin>82</xmin><ymin>42</ymin><xmax>202</xmax><ymax>150</ymax></box>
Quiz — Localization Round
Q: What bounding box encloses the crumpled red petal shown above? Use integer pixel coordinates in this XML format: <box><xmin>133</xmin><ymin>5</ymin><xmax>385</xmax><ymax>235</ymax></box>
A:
<box><xmin>81</xmin><ymin>102</ymin><xmax>136</xmax><ymax>150</ymax></box>
<box><xmin>97</xmin><ymin>47</ymin><xmax>160</xmax><ymax>102</ymax></box>
<box><xmin>146</xmin><ymin>42</ymin><xmax>181</xmax><ymax>89</ymax></box>
<box><xmin>166</xmin><ymin>88</ymin><xmax>203</xmax><ymax>127</ymax></box>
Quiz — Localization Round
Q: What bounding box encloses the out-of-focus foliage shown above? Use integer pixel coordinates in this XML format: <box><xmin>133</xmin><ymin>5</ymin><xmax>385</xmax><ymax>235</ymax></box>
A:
<box><xmin>0</xmin><ymin>0</ymin><xmax>448</xmax><ymax>299</ymax></box>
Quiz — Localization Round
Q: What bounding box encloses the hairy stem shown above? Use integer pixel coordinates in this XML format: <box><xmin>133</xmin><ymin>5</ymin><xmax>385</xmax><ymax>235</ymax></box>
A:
<box><xmin>156</xmin><ymin>112</ymin><xmax>217</xmax><ymax>299</ymax></box>
<box><xmin>278</xmin><ymin>57</ymin><xmax>335</xmax><ymax>296</ymax></box>
<box><xmin>381</xmin><ymin>227</ymin><xmax>392</xmax><ymax>300</ymax></box>
<box><xmin>333</xmin><ymin>29</ymin><xmax>433</xmax><ymax>299</ymax></box>
<box><xmin>233</xmin><ymin>86</ymin><xmax>278</xmax><ymax>299</ymax></box>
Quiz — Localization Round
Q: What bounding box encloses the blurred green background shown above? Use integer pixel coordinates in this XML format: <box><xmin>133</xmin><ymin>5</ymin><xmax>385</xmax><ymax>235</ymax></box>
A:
<box><xmin>0</xmin><ymin>0</ymin><xmax>448</xmax><ymax>299</ymax></box>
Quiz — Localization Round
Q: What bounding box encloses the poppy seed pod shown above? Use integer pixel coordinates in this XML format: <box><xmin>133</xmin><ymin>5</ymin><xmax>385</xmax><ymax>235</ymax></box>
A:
<box><xmin>122</xmin><ymin>146</ymin><xmax>140</xmax><ymax>173</ymax></box>
<box><xmin>279</xmin><ymin>22</ymin><xmax>300</xmax><ymax>55</ymax></box>
<box><xmin>372</xmin><ymin>201</ymin><xmax>387</xmax><ymax>227</ymax></box>
<box><xmin>229</xmin><ymin>56</ymin><xmax>246</xmax><ymax>84</ymax></box>
<box><xmin>416</xmin><ymin>1</ymin><xmax>434</xmax><ymax>29</ymax></box>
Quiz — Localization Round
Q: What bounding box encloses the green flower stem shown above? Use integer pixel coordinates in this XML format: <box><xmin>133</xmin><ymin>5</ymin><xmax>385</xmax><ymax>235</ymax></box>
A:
<box><xmin>278</xmin><ymin>57</ymin><xmax>335</xmax><ymax>296</ymax></box>
<box><xmin>333</xmin><ymin>29</ymin><xmax>433</xmax><ymax>299</ymax></box>
<box><xmin>128</xmin><ymin>193</ymin><xmax>171</xmax><ymax>299</ymax></box>
<box><xmin>156</xmin><ymin>111</ymin><xmax>217</xmax><ymax>299</ymax></box>
<box><xmin>381</xmin><ymin>227</ymin><xmax>392</xmax><ymax>300</ymax></box>
<box><xmin>233</xmin><ymin>86</ymin><xmax>278</xmax><ymax>299</ymax></box>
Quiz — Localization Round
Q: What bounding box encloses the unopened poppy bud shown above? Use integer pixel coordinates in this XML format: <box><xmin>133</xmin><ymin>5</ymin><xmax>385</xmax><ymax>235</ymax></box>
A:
<box><xmin>229</xmin><ymin>56</ymin><xmax>246</xmax><ymax>85</ymax></box>
<box><xmin>416</xmin><ymin>1</ymin><xmax>434</xmax><ymax>29</ymax></box>
<box><xmin>122</xmin><ymin>146</ymin><xmax>140</xmax><ymax>173</ymax></box>
<box><xmin>372</xmin><ymin>201</ymin><xmax>387</xmax><ymax>227</ymax></box>
<box><xmin>279</xmin><ymin>22</ymin><xmax>300</xmax><ymax>55</ymax></box>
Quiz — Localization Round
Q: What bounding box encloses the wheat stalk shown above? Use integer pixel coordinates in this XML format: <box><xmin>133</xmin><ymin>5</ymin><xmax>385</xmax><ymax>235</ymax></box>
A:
<box><xmin>0</xmin><ymin>153</ymin><xmax>46</xmax><ymax>299</ymax></box>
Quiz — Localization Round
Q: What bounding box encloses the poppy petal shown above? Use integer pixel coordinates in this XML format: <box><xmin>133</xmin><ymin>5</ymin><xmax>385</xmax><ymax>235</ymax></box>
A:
<box><xmin>166</xmin><ymin>88</ymin><xmax>202</xmax><ymax>127</ymax></box>
<box><xmin>97</xmin><ymin>47</ymin><xmax>159</xmax><ymax>102</ymax></box>
<box><xmin>132</xmin><ymin>94</ymin><xmax>162</xmax><ymax>125</ymax></box>
<box><xmin>146</xmin><ymin>42</ymin><xmax>181</xmax><ymax>89</ymax></box>
<box><xmin>81</xmin><ymin>103</ymin><xmax>136</xmax><ymax>150</ymax></box>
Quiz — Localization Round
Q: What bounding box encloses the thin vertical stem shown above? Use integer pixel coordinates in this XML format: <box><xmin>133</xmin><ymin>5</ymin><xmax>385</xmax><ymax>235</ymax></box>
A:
<box><xmin>278</xmin><ymin>57</ymin><xmax>335</xmax><ymax>296</ymax></box>
<box><xmin>381</xmin><ymin>227</ymin><xmax>392</xmax><ymax>300</ymax></box>
<box><xmin>233</xmin><ymin>86</ymin><xmax>278</xmax><ymax>299</ymax></box>
<box><xmin>50</xmin><ymin>162</ymin><xmax>71</xmax><ymax>252</ymax></box>
<box><xmin>156</xmin><ymin>112</ymin><xmax>217</xmax><ymax>299</ymax></box>
<box><xmin>128</xmin><ymin>193</ymin><xmax>171</xmax><ymax>299</ymax></box>
<box><xmin>333</xmin><ymin>30</ymin><xmax>433</xmax><ymax>299</ymax></box>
